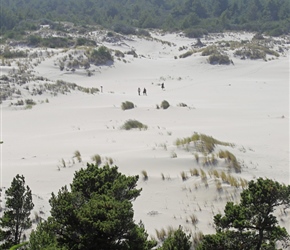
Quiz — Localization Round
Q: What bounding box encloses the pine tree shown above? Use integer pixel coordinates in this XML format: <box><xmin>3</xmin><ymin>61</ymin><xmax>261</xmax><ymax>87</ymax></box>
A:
<box><xmin>0</xmin><ymin>174</ymin><xmax>34</xmax><ymax>249</ymax></box>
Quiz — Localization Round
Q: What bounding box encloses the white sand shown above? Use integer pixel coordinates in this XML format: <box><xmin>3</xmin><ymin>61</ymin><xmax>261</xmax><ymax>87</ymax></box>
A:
<box><xmin>0</xmin><ymin>31</ymin><xmax>289</xmax><ymax>239</ymax></box>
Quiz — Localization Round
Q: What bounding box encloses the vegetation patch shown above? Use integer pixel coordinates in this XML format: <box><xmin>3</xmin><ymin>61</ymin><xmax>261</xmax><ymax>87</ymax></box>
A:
<box><xmin>121</xmin><ymin>101</ymin><xmax>135</xmax><ymax>110</ymax></box>
<box><xmin>121</xmin><ymin>119</ymin><xmax>148</xmax><ymax>130</ymax></box>
<box><xmin>160</xmin><ymin>100</ymin><xmax>170</xmax><ymax>109</ymax></box>
<box><xmin>175</xmin><ymin>132</ymin><xmax>234</xmax><ymax>154</ymax></box>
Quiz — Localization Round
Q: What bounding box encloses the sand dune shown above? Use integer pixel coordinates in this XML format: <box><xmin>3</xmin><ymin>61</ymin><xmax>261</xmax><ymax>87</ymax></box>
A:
<box><xmin>0</xmin><ymin>30</ymin><xmax>289</xmax><ymax>239</ymax></box>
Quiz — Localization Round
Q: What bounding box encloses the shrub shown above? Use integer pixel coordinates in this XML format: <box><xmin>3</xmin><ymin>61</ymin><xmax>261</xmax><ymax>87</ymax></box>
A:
<box><xmin>160</xmin><ymin>100</ymin><xmax>170</xmax><ymax>109</ymax></box>
<box><xmin>121</xmin><ymin>120</ymin><xmax>148</xmax><ymax>130</ymax></box>
<box><xmin>208</xmin><ymin>53</ymin><xmax>231</xmax><ymax>65</ymax></box>
<box><xmin>87</xmin><ymin>46</ymin><xmax>113</xmax><ymax>65</ymax></box>
<box><xmin>185</xmin><ymin>28</ymin><xmax>208</xmax><ymax>38</ymax></box>
<box><xmin>179</xmin><ymin>50</ymin><xmax>194</xmax><ymax>58</ymax></box>
<box><xmin>121</xmin><ymin>101</ymin><xmax>135</xmax><ymax>110</ymax></box>
<box><xmin>201</xmin><ymin>45</ymin><xmax>218</xmax><ymax>56</ymax></box>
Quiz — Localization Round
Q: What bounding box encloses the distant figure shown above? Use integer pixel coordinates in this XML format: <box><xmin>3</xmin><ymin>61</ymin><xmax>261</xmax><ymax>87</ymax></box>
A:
<box><xmin>100</xmin><ymin>86</ymin><xmax>103</xmax><ymax>93</ymax></box>
<box><xmin>143</xmin><ymin>88</ymin><xmax>147</xmax><ymax>96</ymax></box>
<box><xmin>138</xmin><ymin>87</ymin><xmax>141</xmax><ymax>96</ymax></box>
<box><xmin>161</xmin><ymin>83</ymin><xmax>164</xmax><ymax>90</ymax></box>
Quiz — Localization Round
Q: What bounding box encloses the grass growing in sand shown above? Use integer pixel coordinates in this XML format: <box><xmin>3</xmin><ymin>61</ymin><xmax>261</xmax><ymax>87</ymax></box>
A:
<box><xmin>121</xmin><ymin>120</ymin><xmax>148</xmax><ymax>130</ymax></box>
<box><xmin>175</xmin><ymin>132</ymin><xmax>234</xmax><ymax>154</ymax></box>
<box><xmin>121</xmin><ymin>101</ymin><xmax>135</xmax><ymax>110</ymax></box>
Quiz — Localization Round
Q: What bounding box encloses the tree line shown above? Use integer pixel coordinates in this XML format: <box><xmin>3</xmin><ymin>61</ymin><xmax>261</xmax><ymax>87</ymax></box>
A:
<box><xmin>0</xmin><ymin>163</ymin><xmax>290</xmax><ymax>249</ymax></box>
<box><xmin>1</xmin><ymin>0</ymin><xmax>289</xmax><ymax>39</ymax></box>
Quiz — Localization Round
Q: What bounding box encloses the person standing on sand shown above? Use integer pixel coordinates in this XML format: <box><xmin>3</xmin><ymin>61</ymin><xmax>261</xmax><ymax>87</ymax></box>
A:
<box><xmin>143</xmin><ymin>88</ymin><xmax>147</xmax><ymax>96</ymax></box>
<box><xmin>161</xmin><ymin>83</ymin><xmax>164</xmax><ymax>90</ymax></box>
<box><xmin>138</xmin><ymin>87</ymin><xmax>141</xmax><ymax>96</ymax></box>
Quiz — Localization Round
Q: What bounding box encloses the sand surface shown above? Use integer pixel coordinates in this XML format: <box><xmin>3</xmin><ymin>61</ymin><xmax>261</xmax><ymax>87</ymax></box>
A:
<box><xmin>0</xmin><ymin>31</ymin><xmax>289</xmax><ymax>240</ymax></box>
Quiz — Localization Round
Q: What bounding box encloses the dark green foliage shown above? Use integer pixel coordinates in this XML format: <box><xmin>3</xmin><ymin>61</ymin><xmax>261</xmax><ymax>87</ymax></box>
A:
<box><xmin>86</xmin><ymin>46</ymin><xmax>113</xmax><ymax>65</ymax></box>
<box><xmin>160</xmin><ymin>100</ymin><xmax>170</xmax><ymax>109</ymax></box>
<box><xmin>197</xmin><ymin>178</ymin><xmax>290</xmax><ymax>250</ymax></box>
<box><xmin>1</xmin><ymin>0</ymin><xmax>289</xmax><ymax>37</ymax></box>
<box><xmin>0</xmin><ymin>175</ymin><xmax>34</xmax><ymax>249</ymax></box>
<box><xmin>121</xmin><ymin>119</ymin><xmax>148</xmax><ymax>130</ymax></box>
<box><xmin>29</xmin><ymin>164</ymin><xmax>155</xmax><ymax>250</ymax></box>
<box><xmin>160</xmin><ymin>226</ymin><xmax>192</xmax><ymax>250</ymax></box>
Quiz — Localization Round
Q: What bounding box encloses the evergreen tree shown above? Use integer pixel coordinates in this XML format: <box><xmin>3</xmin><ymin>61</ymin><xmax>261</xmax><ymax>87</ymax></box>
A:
<box><xmin>29</xmin><ymin>164</ymin><xmax>156</xmax><ymax>250</ymax></box>
<box><xmin>197</xmin><ymin>178</ymin><xmax>290</xmax><ymax>250</ymax></box>
<box><xmin>159</xmin><ymin>226</ymin><xmax>192</xmax><ymax>250</ymax></box>
<box><xmin>0</xmin><ymin>174</ymin><xmax>34</xmax><ymax>249</ymax></box>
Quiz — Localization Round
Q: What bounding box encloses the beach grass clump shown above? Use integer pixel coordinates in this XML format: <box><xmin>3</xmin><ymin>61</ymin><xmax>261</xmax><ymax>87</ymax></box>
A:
<box><xmin>160</xmin><ymin>100</ymin><xmax>170</xmax><ymax>109</ymax></box>
<box><xmin>121</xmin><ymin>119</ymin><xmax>148</xmax><ymax>130</ymax></box>
<box><xmin>218</xmin><ymin>150</ymin><xmax>241</xmax><ymax>173</ymax></box>
<box><xmin>91</xmin><ymin>154</ymin><xmax>102</xmax><ymax>166</ymax></box>
<box><xmin>194</xmin><ymin>153</ymin><xmax>199</xmax><ymax>163</ymax></box>
<box><xmin>73</xmin><ymin>150</ymin><xmax>82</xmax><ymax>163</ymax></box>
<box><xmin>215</xmin><ymin>180</ymin><xmax>223</xmax><ymax>192</ymax></box>
<box><xmin>200</xmin><ymin>169</ymin><xmax>207</xmax><ymax>182</ymax></box>
<box><xmin>208</xmin><ymin>53</ymin><xmax>231</xmax><ymax>65</ymax></box>
<box><xmin>190</xmin><ymin>214</ymin><xmax>198</xmax><ymax>225</ymax></box>
<box><xmin>170</xmin><ymin>150</ymin><xmax>177</xmax><ymax>158</ymax></box>
<box><xmin>177</xmin><ymin>102</ymin><xmax>188</xmax><ymax>107</ymax></box>
<box><xmin>179</xmin><ymin>50</ymin><xmax>194</xmax><ymax>58</ymax></box>
<box><xmin>190</xmin><ymin>168</ymin><xmax>199</xmax><ymax>176</ymax></box>
<box><xmin>155</xmin><ymin>228</ymin><xmax>167</xmax><ymax>241</ymax></box>
<box><xmin>201</xmin><ymin>45</ymin><xmax>219</xmax><ymax>56</ymax></box>
<box><xmin>175</xmin><ymin>132</ymin><xmax>233</xmax><ymax>154</ymax></box>
<box><xmin>181</xmin><ymin>171</ymin><xmax>188</xmax><ymax>181</ymax></box>
<box><xmin>234</xmin><ymin>43</ymin><xmax>279</xmax><ymax>61</ymax></box>
<box><xmin>121</xmin><ymin>101</ymin><xmax>135</xmax><ymax>110</ymax></box>
<box><xmin>141</xmin><ymin>170</ymin><xmax>148</xmax><ymax>181</ymax></box>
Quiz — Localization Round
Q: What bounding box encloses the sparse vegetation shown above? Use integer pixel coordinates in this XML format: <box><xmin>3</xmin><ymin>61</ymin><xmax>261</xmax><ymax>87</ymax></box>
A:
<box><xmin>121</xmin><ymin>120</ymin><xmax>148</xmax><ymax>130</ymax></box>
<box><xmin>141</xmin><ymin>170</ymin><xmax>148</xmax><ymax>181</ymax></box>
<box><xmin>160</xmin><ymin>100</ymin><xmax>170</xmax><ymax>109</ymax></box>
<box><xmin>121</xmin><ymin>101</ymin><xmax>135</xmax><ymax>110</ymax></box>
<box><xmin>73</xmin><ymin>150</ymin><xmax>82</xmax><ymax>163</ymax></box>
<box><xmin>91</xmin><ymin>154</ymin><xmax>102</xmax><ymax>166</ymax></box>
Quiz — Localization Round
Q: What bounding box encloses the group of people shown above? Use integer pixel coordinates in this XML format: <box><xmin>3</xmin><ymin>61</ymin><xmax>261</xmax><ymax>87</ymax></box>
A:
<box><xmin>138</xmin><ymin>83</ymin><xmax>165</xmax><ymax>96</ymax></box>
<box><xmin>138</xmin><ymin>87</ymin><xmax>147</xmax><ymax>96</ymax></box>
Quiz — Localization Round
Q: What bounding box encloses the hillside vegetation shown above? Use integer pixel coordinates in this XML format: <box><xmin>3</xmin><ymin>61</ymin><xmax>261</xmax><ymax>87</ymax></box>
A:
<box><xmin>1</xmin><ymin>0</ymin><xmax>289</xmax><ymax>41</ymax></box>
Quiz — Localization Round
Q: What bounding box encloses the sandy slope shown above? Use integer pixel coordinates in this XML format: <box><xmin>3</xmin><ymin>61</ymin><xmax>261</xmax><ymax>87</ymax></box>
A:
<box><xmin>0</xmin><ymin>31</ymin><xmax>289</xmax><ymax>240</ymax></box>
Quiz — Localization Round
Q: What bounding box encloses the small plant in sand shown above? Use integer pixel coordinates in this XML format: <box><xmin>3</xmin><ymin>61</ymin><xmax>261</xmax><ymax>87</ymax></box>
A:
<box><xmin>200</xmin><ymin>169</ymin><xmax>207</xmax><ymax>182</ymax></box>
<box><xmin>218</xmin><ymin>150</ymin><xmax>241</xmax><ymax>173</ymax></box>
<box><xmin>121</xmin><ymin>101</ymin><xmax>135</xmax><ymax>110</ymax></box>
<box><xmin>181</xmin><ymin>171</ymin><xmax>188</xmax><ymax>181</ymax></box>
<box><xmin>155</xmin><ymin>228</ymin><xmax>167</xmax><ymax>241</ymax></box>
<box><xmin>215</xmin><ymin>180</ymin><xmax>223</xmax><ymax>192</ymax></box>
<box><xmin>160</xmin><ymin>100</ymin><xmax>170</xmax><ymax>109</ymax></box>
<box><xmin>190</xmin><ymin>214</ymin><xmax>199</xmax><ymax>226</ymax></box>
<box><xmin>190</xmin><ymin>168</ymin><xmax>199</xmax><ymax>176</ymax></box>
<box><xmin>60</xmin><ymin>158</ymin><xmax>66</xmax><ymax>168</ymax></box>
<box><xmin>192</xmin><ymin>231</ymin><xmax>204</xmax><ymax>247</ymax></box>
<box><xmin>170</xmin><ymin>150</ymin><xmax>177</xmax><ymax>158</ymax></box>
<box><xmin>194</xmin><ymin>153</ymin><xmax>199</xmax><ymax>163</ymax></box>
<box><xmin>91</xmin><ymin>154</ymin><xmax>102</xmax><ymax>166</ymax></box>
<box><xmin>105</xmin><ymin>157</ymin><xmax>114</xmax><ymax>165</ymax></box>
<box><xmin>141</xmin><ymin>170</ymin><xmax>148</xmax><ymax>181</ymax></box>
<box><xmin>175</xmin><ymin>132</ymin><xmax>233</xmax><ymax>154</ymax></box>
<box><xmin>177</xmin><ymin>102</ymin><xmax>188</xmax><ymax>107</ymax></box>
<box><xmin>121</xmin><ymin>119</ymin><xmax>148</xmax><ymax>130</ymax></box>
<box><xmin>73</xmin><ymin>150</ymin><xmax>82</xmax><ymax>163</ymax></box>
